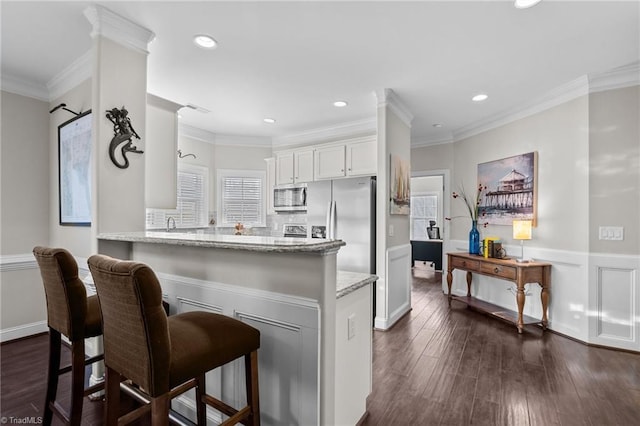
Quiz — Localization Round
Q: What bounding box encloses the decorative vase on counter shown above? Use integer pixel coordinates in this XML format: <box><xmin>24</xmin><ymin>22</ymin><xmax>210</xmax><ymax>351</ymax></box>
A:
<box><xmin>469</xmin><ymin>220</ymin><xmax>480</xmax><ymax>255</ymax></box>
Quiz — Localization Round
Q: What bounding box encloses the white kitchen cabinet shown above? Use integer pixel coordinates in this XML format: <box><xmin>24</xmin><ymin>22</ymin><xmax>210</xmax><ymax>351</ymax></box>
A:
<box><xmin>276</xmin><ymin>149</ymin><xmax>314</xmax><ymax>185</ymax></box>
<box><xmin>346</xmin><ymin>138</ymin><xmax>377</xmax><ymax>177</ymax></box>
<box><xmin>314</xmin><ymin>144</ymin><xmax>346</xmax><ymax>180</ymax></box>
<box><xmin>294</xmin><ymin>149</ymin><xmax>314</xmax><ymax>183</ymax></box>
<box><xmin>275</xmin><ymin>152</ymin><xmax>294</xmax><ymax>185</ymax></box>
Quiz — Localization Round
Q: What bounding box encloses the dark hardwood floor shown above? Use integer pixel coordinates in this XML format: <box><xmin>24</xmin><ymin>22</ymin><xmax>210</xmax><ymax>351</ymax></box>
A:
<box><xmin>362</xmin><ymin>264</ymin><xmax>640</xmax><ymax>426</ymax></box>
<box><xmin>2</xmin><ymin>264</ymin><xmax>639</xmax><ymax>425</ymax></box>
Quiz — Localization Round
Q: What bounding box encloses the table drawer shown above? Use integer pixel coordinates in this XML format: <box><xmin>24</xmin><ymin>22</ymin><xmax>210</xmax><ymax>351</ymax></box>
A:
<box><xmin>450</xmin><ymin>256</ymin><xmax>480</xmax><ymax>271</ymax></box>
<box><xmin>480</xmin><ymin>263</ymin><xmax>517</xmax><ymax>280</ymax></box>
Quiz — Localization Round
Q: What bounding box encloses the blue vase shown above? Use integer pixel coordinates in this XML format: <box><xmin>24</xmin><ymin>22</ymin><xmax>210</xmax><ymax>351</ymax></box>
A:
<box><xmin>469</xmin><ymin>220</ymin><xmax>480</xmax><ymax>255</ymax></box>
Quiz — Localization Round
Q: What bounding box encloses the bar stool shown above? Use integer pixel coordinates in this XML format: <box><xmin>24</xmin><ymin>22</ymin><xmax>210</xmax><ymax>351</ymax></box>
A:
<box><xmin>32</xmin><ymin>246</ymin><xmax>105</xmax><ymax>426</ymax></box>
<box><xmin>87</xmin><ymin>254</ymin><xmax>261</xmax><ymax>426</ymax></box>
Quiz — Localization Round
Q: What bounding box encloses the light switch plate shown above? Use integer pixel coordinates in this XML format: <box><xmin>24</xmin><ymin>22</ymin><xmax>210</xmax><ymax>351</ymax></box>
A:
<box><xmin>599</xmin><ymin>226</ymin><xmax>624</xmax><ymax>241</ymax></box>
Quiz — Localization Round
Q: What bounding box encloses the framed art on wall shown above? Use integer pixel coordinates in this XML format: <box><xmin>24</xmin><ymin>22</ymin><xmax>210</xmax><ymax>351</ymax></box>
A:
<box><xmin>58</xmin><ymin>110</ymin><xmax>92</xmax><ymax>226</ymax></box>
<box><xmin>390</xmin><ymin>154</ymin><xmax>410</xmax><ymax>215</ymax></box>
<box><xmin>477</xmin><ymin>151</ymin><xmax>537</xmax><ymax>226</ymax></box>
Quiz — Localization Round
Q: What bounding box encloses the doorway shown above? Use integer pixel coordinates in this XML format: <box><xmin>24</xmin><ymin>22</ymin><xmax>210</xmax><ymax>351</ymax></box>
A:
<box><xmin>410</xmin><ymin>174</ymin><xmax>445</xmax><ymax>272</ymax></box>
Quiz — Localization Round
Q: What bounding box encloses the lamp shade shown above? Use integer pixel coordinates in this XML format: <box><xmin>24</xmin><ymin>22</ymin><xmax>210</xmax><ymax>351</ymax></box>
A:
<box><xmin>513</xmin><ymin>220</ymin><xmax>532</xmax><ymax>240</ymax></box>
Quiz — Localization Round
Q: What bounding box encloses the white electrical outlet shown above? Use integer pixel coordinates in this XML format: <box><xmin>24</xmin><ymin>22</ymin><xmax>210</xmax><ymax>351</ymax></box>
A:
<box><xmin>347</xmin><ymin>314</ymin><xmax>356</xmax><ymax>340</ymax></box>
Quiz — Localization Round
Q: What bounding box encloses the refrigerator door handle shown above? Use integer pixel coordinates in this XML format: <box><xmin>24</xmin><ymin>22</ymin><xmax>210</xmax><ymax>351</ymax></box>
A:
<box><xmin>326</xmin><ymin>201</ymin><xmax>332</xmax><ymax>239</ymax></box>
<box><xmin>329</xmin><ymin>201</ymin><xmax>337</xmax><ymax>239</ymax></box>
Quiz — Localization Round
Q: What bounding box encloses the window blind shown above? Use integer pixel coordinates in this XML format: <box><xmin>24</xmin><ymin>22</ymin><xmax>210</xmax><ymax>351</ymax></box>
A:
<box><xmin>410</xmin><ymin>194</ymin><xmax>438</xmax><ymax>241</ymax></box>
<box><xmin>216</xmin><ymin>169</ymin><xmax>266</xmax><ymax>227</ymax></box>
<box><xmin>220</xmin><ymin>176</ymin><xmax>263</xmax><ymax>225</ymax></box>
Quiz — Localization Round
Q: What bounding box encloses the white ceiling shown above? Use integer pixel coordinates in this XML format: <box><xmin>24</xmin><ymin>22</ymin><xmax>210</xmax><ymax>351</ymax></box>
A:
<box><xmin>2</xmin><ymin>1</ymin><xmax>639</xmax><ymax>146</ymax></box>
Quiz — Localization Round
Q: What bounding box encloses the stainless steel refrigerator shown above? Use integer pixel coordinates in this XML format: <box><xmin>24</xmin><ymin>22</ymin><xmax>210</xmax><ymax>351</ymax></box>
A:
<box><xmin>307</xmin><ymin>176</ymin><xmax>376</xmax><ymax>274</ymax></box>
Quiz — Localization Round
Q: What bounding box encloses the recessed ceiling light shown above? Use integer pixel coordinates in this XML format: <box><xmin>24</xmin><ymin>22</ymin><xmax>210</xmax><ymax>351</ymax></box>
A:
<box><xmin>514</xmin><ymin>0</ymin><xmax>542</xmax><ymax>9</ymax></box>
<box><xmin>263</xmin><ymin>118</ymin><xmax>276</xmax><ymax>124</ymax></box>
<box><xmin>433</xmin><ymin>123</ymin><xmax>443</xmax><ymax>128</ymax></box>
<box><xmin>193</xmin><ymin>34</ymin><xmax>217</xmax><ymax>49</ymax></box>
<box><xmin>333</xmin><ymin>101</ymin><xmax>348</xmax><ymax>107</ymax></box>
<box><xmin>472</xmin><ymin>93</ymin><xmax>489</xmax><ymax>102</ymax></box>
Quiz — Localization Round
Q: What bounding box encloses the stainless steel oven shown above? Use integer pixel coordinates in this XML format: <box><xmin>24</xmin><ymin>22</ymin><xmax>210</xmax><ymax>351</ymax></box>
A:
<box><xmin>274</xmin><ymin>184</ymin><xmax>307</xmax><ymax>212</ymax></box>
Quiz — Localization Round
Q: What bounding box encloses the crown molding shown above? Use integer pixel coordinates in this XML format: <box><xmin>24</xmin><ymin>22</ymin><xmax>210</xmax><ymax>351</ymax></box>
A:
<box><xmin>179</xmin><ymin>123</ymin><xmax>217</xmax><ymax>144</ymax></box>
<box><xmin>411</xmin><ymin>136</ymin><xmax>454</xmax><ymax>149</ymax></box>
<box><xmin>453</xmin><ymin>75</ymin><xmax>590</xmax><ymax>142</ymax></box>
<box><xmin>1</xmin><ymin>74</ymin><xmax>49</xmax><ymax>101</ymax></box>
<box><xmin>47</xmin><ymin>50</ymin><xmax>92</xmax><ymax>101</ymax></box>
<box><xmin>84</xmin><ymin>5</ymin><xmax>155</xmax><ymax>55</ymax></box>
<box><xmin>178</xmin><ymin>123</ymin><xmax>271</xmax><ymax>148</ymax></box>
<box><xmin>589</xmin><ymin>61</ymin><xmax>640</xmax><ymax>94</ymax></box>
<box><xmin>375</xmin><ymin>88</ymin><xmax>414</xmax><ymax>128</ymax></box>
<box><xmin>215</xmin><ymin>133</ymin><xmax>272</xmax><ymax>148</ymax></box>
<box><xmin>271</xmin><ymin>117</ymin><xmax>376</xmax><ymax>148</ymax></box>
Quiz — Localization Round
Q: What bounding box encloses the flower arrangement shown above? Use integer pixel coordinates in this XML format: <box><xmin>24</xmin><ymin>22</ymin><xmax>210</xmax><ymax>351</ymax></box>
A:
<box><xmin>446</xmin><ymin>183</ymin><xmax>488</xmax><ymax>227</ymax></box>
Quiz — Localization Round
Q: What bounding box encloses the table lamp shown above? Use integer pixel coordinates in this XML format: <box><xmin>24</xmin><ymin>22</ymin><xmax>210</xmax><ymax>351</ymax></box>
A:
<box><xmin>512</xmin><ymin>220</ymin><xmax>532</xmax><ymax>263</ymax></box>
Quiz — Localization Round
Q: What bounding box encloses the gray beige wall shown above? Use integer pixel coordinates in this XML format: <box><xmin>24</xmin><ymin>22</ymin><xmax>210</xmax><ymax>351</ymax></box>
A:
<box><xmin>589</xmin><ymin>86</ymin><xmax>640</xmax><ymax>255</ymax></box>
<box><xmin>451</xmin><ymin>96</ymin><xmax>590</xmax><ymax>251</ymax></box>
<box><xmin>0</xmin><ymin>91</ymin><xmax>50</xmax><ymax>335</ymax></box>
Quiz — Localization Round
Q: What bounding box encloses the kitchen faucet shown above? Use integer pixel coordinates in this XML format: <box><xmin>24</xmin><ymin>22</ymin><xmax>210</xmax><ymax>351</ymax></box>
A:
<box><xmin>166</xmin><ymin>216</ymin><xmax>176</xmax><ymax>232</ymax></box>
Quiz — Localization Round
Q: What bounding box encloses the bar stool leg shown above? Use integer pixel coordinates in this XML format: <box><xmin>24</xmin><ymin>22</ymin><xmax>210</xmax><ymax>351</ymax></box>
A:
<box><xmin>104</xmin><ymin>367</ymin><xmax>121</xmax><ymax>426</ymax></box>
<box><xmin>195</xmin><ymin>374</ymin><xmax>206</xmax><ymax>425</ymax></box>
<box><xmin>246</xmin><ymin>351</ymin><xmax>260</xmax><ymax>426</ymax></box>
<box><xmin>151</xmin><ymin>394</ymin><xmax>170</xmax><ymax>426</ymax></box>
<box><xmin>69</xmin><ymin>340</ymin><xmax>86</xmax><ymax>426</ymax></box>
<box><xmin>44</xmin><ymin>330</ymin><xmax>62</xmax><ymax>426</ymax></box>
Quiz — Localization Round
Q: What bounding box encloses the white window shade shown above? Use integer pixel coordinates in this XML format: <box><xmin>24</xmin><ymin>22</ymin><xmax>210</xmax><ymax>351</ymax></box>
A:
<box><xmin>217</xmin><ymin>169</ymin><xmax>266</xmax><ymax>227</ymax></box>
<box><xmin>410</xmin><ymin>193</ymin><xmax>438</xmax><ymax>241</ymax></box>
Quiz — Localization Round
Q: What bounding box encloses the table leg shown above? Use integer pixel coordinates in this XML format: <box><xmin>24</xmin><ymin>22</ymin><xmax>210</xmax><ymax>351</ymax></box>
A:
<box><xmin>516</xmin><ymin>280</ymin><xmax>525</xmax><ymax>334</ymax></box>
<box><xmin>466</xmin><ymin>272</ymin><xmax>472</xmax><ymax>297</ymax></box>
<box><xmin>540</xmin><ymin>266</ymin><xmax>551</xmax><ymax>330</ymax></box>
<box><xmin>447</xmin><ymin>268</ymin><xmax>453</xmax><ymax>306</ymax></box>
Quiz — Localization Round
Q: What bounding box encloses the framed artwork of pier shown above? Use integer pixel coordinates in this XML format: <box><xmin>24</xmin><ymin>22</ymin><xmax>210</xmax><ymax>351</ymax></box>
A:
<box><xmin>477</xmin><ymin>151</ymin><xmax>537</xmax><ymax>226</ymax></box>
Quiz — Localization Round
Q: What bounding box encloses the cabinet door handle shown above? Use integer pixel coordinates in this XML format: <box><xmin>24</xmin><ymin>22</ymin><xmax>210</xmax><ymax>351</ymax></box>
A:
<box><xmin>494</xmin><ymin>267</ymin><xmax>500</xmax><ymax>273</ymax></box>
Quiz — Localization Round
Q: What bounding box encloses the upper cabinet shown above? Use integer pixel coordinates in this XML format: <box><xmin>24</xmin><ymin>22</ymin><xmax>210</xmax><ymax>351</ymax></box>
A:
<box><xmin>314</xmin><ymin>144</ymin><xmax>346</xmax><ymax>180</ymax></box>
<box><xmin>294</xmin><ymin>149</ymin><xmax>314</xmax><ymax>183</ymax></box>
<box><xmin>274</xmin><ymin>135</ymin><xmax>377</xmax><ymax>185</ymax></box>
<box><xmin>145</xmin><ymin>94</ymin><xmax>182</xmax><ymax>209</ymax></box>
<box><xmin>275</xmin><ymin>152</ymin><xmax>294</xmax><ymax>185</ymax></box>
<box><xmin>346</xmin><ymin>138</ymin><xmax>377</xmax><ymax>177</ymax></box>
<box><xmin>275</xmin><ymin>148</ymin><xmax>314</xmax><ymax>185</ymax></box>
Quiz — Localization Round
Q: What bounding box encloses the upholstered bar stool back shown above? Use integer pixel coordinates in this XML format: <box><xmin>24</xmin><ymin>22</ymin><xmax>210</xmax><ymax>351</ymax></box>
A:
<box><xmin>88</xmin><ymin>254</ymin><xmax>261</xmax><ymax>426</ymax></box>
<box><xmin>32</xmin><ymin>246</ymin><xmax>104</xmax><ymax>426</ymax></box>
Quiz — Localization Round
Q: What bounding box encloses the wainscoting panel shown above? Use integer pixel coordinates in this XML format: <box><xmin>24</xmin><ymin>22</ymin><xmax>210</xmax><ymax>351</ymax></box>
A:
<box><xmin>157</xmin><ymin>272</ymin><xmax>320</xmax><ymax>426</ymax></box>
<box><xmin>589</xmin><ymin>253</ymin><xmax>640</xmax><ymax>352</ymax></box>
<box><xmin>446</xmin><ymin>242</ymin><xmax>590</xmax><ymax>341</ymax></box>
<box><xmin>377</xmin><ymin>244</ymin><xmax>411</xmax><ymax>330</ymax></box>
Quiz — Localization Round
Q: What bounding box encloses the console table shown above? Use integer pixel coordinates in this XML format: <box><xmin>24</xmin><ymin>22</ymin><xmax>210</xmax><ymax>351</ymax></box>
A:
<box><xmin>446</xmin><ymin>252</ymin><xmax>551</xmax><ymax>334</ymax></box>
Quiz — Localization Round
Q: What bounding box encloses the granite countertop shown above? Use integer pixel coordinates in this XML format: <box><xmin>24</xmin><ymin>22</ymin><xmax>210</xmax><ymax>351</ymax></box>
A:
<box><xmin>337</xmin><ymin>271</ymin><xmax>378</xmax><ymax>299</ymax></box>
<box><xmin>97</xmin><ymin>231</ymin><xmax>345</xmax><ymax>253</ymax></box>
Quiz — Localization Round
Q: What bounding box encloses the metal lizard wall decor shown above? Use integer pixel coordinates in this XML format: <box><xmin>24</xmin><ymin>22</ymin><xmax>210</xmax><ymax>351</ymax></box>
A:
<box><xmin>105</xmin><ymin>106</ymin><xmax>143</xmax><ymax>169</ymax></box>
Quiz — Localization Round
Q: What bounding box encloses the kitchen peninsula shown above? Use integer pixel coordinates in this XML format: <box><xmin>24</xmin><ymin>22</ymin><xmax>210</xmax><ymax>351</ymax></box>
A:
<box><xmin>97</xmin><ymin>231</ymin><xmax>376</xmax><ymax>426</ymax></box>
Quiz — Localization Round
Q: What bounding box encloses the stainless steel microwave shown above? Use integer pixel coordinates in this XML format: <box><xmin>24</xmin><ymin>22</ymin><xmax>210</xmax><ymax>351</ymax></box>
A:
<box><xmin>274</xmin><ymin>184</ymin><xmax>307</xmax><ymax>212</ymax></box>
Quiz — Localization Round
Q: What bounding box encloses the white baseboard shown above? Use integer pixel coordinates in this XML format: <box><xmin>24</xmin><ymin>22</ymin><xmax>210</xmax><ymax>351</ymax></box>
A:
<box><xmin>0</xmin><ymin>320</ymin><xmax>47</xmax><ymax>343</ymax></box>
